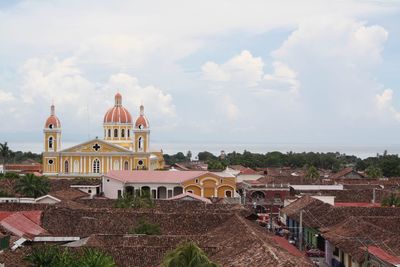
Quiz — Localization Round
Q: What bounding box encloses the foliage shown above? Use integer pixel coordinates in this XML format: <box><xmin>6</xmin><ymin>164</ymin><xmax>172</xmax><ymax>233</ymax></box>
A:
<box><xmin>207</xmin><ymin>159</ymin><xmax>226</xmax><ymax>171</ymax></box>
<box><xmin>130</xmin><ymin>218</ymin><xmax>162</xmax><ymax>235</ymax></box>
<box><xmin>24</xmin><ymin>246</ymin><xmax>116</xmax><ymax>267</ymax></box>
<box><xmin>163</xmin><ymin>242</ymin><xmax>219</xmax><ymax>267</ymax></box>
<box><xmin>79</xmin><ymin>248</ymin><xmax>116</xmax><ymax>267</ymax></box>
<box><xmin>381</xmin><ymin>193</ymin><xmax>400</xmax><ymax>207</ymax></box>
<box><xmin>0</xmin><ymin>142</ymin><xmax>42</xmax><ymax>164</ymax></box>
<box><xmin>365</xmin><ymin>165</ymin><xmax>383</xmax><ymax>178</ymax></box>
<box><xmin>14</xmin><ymin>173</ymin><xmax>50</xmax><ymax>198</ymax></box>
<box><xmin>4</xmin><ymin>172</ymin><xmax>20</xmax><ymax>179</ymax></box>
<box><xmin>0</xmin><ymin>190</ymin><xmax>14</xmax><ymax>197</ymax></box>
<box><xmin>197</xmin><ymin>151</ymin><xmax>217</xmax><ymax>162</ymax></box>
<box><xmin>163</xmin><ymin>152</ymin><xmax>187</xmax><ymax>165</ymax></box>
<box><xmin>0</xmin><ymin>142</ymin><xmax>10</xmax><ymax>165</ymax></box>
<box><xmin>305</xmin><ymin>165</ymin><xmax>320</xmax><ymax>181</ymax></box>
<box><xmin>114</xmin><ymin>189</ymin><xmax>155</xmax><ymax>209</ymax></box>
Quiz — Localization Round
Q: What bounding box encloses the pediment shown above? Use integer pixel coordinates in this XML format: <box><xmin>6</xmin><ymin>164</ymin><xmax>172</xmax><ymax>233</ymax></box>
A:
<box><xmin>60</xmin><ymin>139</ymin><xmax>130</xmax><ymax>153</ymax></box>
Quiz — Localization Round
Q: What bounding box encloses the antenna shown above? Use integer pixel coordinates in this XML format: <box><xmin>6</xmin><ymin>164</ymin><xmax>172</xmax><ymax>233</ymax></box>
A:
<box><xmin>87</xmin><ymin>103</ymin><xmax>90</xmax><ymax>140</ymax></box>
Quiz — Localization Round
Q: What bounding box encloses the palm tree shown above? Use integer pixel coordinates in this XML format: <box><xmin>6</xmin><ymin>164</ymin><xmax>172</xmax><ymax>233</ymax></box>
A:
<box><xmin>163</xmin><ymin>242</ymin><xmax>219</xmax><ymax>267</ymax></box>
<box><xmin>305</xmin><ymin>165</ymin><xmax>320</xmax><ymax>181</ymax></box>
<box><xmin>78</xmin><ymin>248</ymin><xmax>116</xmax><ymax>267</ymax></box>
<box><xmin>0</xmin><ymin>142</ymin><xmax>10</xmax><ymax>165</ymax></box>
<box><xmin>24</xmin><ymin>245</ymin><xmax>60</xmax><ymax>266</ymax></box>
<box><xmin>14</xmin><ymin>173</ymin><xmax>50</xmax><ymax>198</ymax></box>
<box><xmin>381</xmin><ymin>193</ymin><xmax>400</xmax><ymax>207</ymax></box>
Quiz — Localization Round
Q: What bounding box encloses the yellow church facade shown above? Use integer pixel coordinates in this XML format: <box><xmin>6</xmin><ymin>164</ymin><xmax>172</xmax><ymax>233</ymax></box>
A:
<box><xmin>42</xmin><ymin>93</ymin><xmax>164</xmax><ymax>178</ymax></box>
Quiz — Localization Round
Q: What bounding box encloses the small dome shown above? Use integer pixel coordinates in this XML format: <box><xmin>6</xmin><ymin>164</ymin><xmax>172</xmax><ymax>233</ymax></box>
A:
<box><xmin>103</xmin><ymin>93</ymin><xmax>133</xmax><ymax>124</ymax></box>
<box><xmin>135</xmin><ymin>105</ymin><xmax>149</xmax><ymax>129</ymax></box>
<box><xmin>44</xmin><ymin>104</ymin><xmax>61</xmax><ymax>128</ymax></box>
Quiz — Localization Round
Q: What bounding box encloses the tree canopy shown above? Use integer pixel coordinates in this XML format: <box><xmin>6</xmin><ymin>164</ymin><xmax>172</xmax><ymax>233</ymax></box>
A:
<box><xmin>14</xmin><ymin>173</ymin><xmax>50</xmax><ymax>198</ymax></box>
<box><xmin>163</xmin><ymin>242</ymin><xmax>219</xmax><ymax>267</ymax></box>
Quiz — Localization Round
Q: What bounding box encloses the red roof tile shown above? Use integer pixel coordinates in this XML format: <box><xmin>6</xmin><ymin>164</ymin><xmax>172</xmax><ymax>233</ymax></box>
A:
<box><xmin>367</xmin><ymin>246</ymin><xmax>400</xmax><ymax>265</ymax></box>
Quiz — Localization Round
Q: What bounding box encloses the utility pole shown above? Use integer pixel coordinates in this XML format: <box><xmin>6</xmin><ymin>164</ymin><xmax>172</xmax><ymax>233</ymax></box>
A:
<box><xmin>299</xmin><ymin>210</ymin><xmax>303</xmax><ymax>251</ymax></box>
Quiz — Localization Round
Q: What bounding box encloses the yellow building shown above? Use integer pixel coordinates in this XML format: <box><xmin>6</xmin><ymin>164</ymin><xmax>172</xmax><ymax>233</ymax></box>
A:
<box><xmin>42</xmin><ymin>93</ymin><xmax>164</xmax><ymax>178</ymax></box>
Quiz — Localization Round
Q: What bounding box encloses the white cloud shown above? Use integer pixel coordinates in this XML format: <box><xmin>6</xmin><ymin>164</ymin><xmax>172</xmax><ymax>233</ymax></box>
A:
<box><xmin>202</xmin><ymin>50</ymin><xmax>264</xmax><ymax>86</ymax></box>
<box><xmin>0</xmin><ymin>90</ymin><xmax>14</xmax><ymax>102</ymax></box>
<box><xmin>376</xmin><ymin>89</ymin><xmax>400</xmax><ymax>121</ymax></box>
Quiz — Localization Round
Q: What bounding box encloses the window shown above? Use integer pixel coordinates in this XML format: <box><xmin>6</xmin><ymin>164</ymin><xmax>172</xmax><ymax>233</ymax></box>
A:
<box><xmin>114</xmin><ymin>129</ymin><xmax>118</xmax><ymax>137</ymax></box>
<box><xmin>124</xmin><ymin>161</ymin><xmax>129</xmax><ymax>170</ymax></box>
<box><xmin>139</xmin><ymin>124</ymin><xmax>143</xmax><ymax>129</ymax></box>
<box><xmin>220</xmin><ymin>178</ymin><xmax>223</xmax><ymax>184</ymax></box>
<box><xmin>108</xmin><ymin>129</ymin><xmax>111</xmax><ymax>138</ymax></box>
<box><xmin>48</xmin><ymin>159</ymin><xmax>54</xmax><ymax>165</ymax></box>
<box><xmin>64</xmin><ymin>161</ymin><xmax>69</xmax><ymax>173</ymax></box>
<box><xmin>138</xmin><ymin>137</ymin><xmax>143</xmax><ymax>150</ymax></box>
<box><xmin>225</xmin><ymin>191</ymin><xmax>232</xmax><ymax>198</ymax></box>
<box><xmin>49</xmin><ymin>124</ymin><xmax>53</xmax><ymax>129</ymax></box>
<box><xmin>48</xmin><ymin>137</ymin><xmax>53</xmax><ymax>149</ymax></box>
<box><xmin>93</xmin><ymin>159</ymin><xmax>100</xmax><ymax>173</ymax></box>
<box><xmin>121</xmin><ymin>129</ymin><xmax>125</xmax><ymax>138</ymax></box>
<box><xmin>138</xmin><ymin>160</ymin><xmax>143</xmax><ymax>166</ymax></box>
<box><xmin>117</xmin><ymin>190</ymin><xmax>122</xmax><ymax>198</ymax></box>
<box><xmin>195</xmin><ymin>179</ymin><xmax>199</xmax><ymax>183</ymax></box>
<box><xmin>88</xmin><ymin>190</ymin><xmax>92</xmax><ymax>194</ymax></box>
<box><xmin>187</xmin><ymin>190</ymin><xmax>193</xmax><ymax>194</ymax></box>
<box><xmin>127</xmin><ymin>129</ymin><xmax>130</xmax><ymax>137</ymax></box>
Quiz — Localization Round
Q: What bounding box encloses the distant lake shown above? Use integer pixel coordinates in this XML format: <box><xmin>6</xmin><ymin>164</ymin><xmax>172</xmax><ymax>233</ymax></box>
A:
<box><xmin>8</xmin><ymin>141</ymin><xmax>400</xmax><ymax>159</ymax></box>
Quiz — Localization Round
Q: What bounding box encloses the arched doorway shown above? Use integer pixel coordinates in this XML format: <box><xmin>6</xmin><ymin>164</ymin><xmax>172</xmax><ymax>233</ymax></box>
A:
<box><xmin>157</xmin><ymin>186</ymin><xmax>167</xmax><ymax>199</ymax></box>
<box><xmin>125</xmin><ymin>186</ymin><xmax>135</xmax><ymax>196</ymax></box>
<box><xmin>173</xmin><ymin>186</ymin><xmax>183</xmax><ymax>196</ymax></box>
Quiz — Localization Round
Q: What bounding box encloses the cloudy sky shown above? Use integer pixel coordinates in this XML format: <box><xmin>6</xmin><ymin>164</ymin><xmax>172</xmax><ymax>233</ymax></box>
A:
<box><xmin>1</xmin><ymin>0</ymin><xmax>400</xmax><ymax>154</ymax></box>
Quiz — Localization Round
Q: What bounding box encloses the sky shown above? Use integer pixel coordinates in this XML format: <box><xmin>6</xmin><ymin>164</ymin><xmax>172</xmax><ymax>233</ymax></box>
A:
<box><xmin>1</xmin><ymin>0</ymin><xmax>400</xmax><ymax>155</ymax></box>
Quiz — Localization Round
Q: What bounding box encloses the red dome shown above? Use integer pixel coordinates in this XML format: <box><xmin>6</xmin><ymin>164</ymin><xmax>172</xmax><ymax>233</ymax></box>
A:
<box><xmin>45</xmin><ymin>116</ymin><xmax>61</xmax><ymax>128</ymax></box>
<box><xmin>135</xmin><ymin>105</ymin><xmax>149</xmax><ymax>128</ymax></box>
<box><xmin>103</xmin><ymin>93</ymin><xmax>133</xmax><ymax>124</ymax></box>
<box><xmin>45</xmin><ymin>104</ymin><xmax>61</xmax><ymax>128</ymax></box>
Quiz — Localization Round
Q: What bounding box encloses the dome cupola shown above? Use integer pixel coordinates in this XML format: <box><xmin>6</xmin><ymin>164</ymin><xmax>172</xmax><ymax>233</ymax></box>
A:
<box><xmin>103</xmin><ymin>93</ymin><xmax>133</xmax><ymax>124</ymax></box>
<box><xmin>44</xmin><ymin>104</ymin><xmax>61</xmax><ymax>129</ymax></box>
<box><xmin>135</xmin><ymin>105</ymin><xmax>149</xmax><ymax>129</ymax></box>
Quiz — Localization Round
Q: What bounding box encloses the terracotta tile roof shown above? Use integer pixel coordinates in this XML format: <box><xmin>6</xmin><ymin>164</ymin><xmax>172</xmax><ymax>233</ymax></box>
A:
<box><xmin>239</xmin><ymin>167</ymin><xmax>258</xmax><ymax>175</ymax></box>
<box><xmin>321</xmin><ymin>216</ymin><xmax>400</xmax><ymax>263</ymax></box>
<box><xmin>105</xmin><ymin>170</ymin><xmax>209</xmax><ymax>184</ymax></box>
<box><xmin>5</xmin><ymin>163</ymin><xmax>42</xmax><ymax>172</ymax></box>
<box><xmin>167</xmin><ymin>192</ymin><xmax>212</xmax><ymax>204</ymax></box>
<box><xmin>329</xmin><ymin>167</ymin><xmax>365</xmax><ymax>179</ymax></box>
<box><xmin>334</xmin><ymin>202</ymin><xmax>381</xmax><ymax>207</ymax></box>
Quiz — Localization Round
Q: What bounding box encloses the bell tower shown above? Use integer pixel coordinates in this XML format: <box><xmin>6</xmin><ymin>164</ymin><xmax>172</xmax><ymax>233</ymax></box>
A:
<box><xmin>44</xmin><ymin>104</ymin><xmax>62</xmax><ymax>152</ymax></box>
<box><xmin>134</xmin><ymin>105</ymin><xmax>150</xmax><ymax>153</ymax></box>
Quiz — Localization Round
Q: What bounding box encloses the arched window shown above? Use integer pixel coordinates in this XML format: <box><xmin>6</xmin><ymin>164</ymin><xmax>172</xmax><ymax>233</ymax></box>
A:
<box><xmin>127</xmin><ymin>129</ymin><xmax>130</xmax><ymax>138</ymax></box>
<box><xmin>121</xmin><ymin>129</ymin><xmax>125</xmax><ymax>138</ymax></box>
<box><xmin>108</xmin><ymin>129</ymin><xmax>111</xmax><ymax>138</ymax></box>
<box><xmin>48</xmin><ymin>137</ymin><xmax>53</xmax><ymax>149</ymax></box>
<box><xmin>138</xmin><ymin>137</ymin><xmax>143</xmax><ymax>150</ymax></box>
<box><xmin>93</xmin><ymin>159</ymin><xmax>100</xmax><ymax>173</ymax></box>
<box><xmin>64</xmin><ymin>161</ymin><xmax>69</xmax><ymax>173</ymax></box>
<box><xmin>114</xmin><ymin>129</ymin><xmax>118</xmax><ymax>138</ymax></box>
<box><xmin>124</xmin><ymin>161</ymin><xmax>129</xmax><ymax>170</ymax></box>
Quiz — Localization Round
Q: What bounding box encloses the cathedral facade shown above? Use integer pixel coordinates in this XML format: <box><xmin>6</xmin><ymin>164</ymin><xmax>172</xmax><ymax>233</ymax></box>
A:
<box><xmin>42</xmin><ymin>93</ymin><xmax>164</xmax><ymax>178</ymax></box>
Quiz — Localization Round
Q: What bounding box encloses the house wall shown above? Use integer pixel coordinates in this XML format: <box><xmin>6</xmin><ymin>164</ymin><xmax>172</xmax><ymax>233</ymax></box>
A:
<box><xmin>182</xmin><ymin>173</ymin><xmax>236</xmax><ymax>198</ymax></box>
<box><xmin>102</xmin><ymin>176</ymin><xmax>124</xmax><ymax>199</ymax></box>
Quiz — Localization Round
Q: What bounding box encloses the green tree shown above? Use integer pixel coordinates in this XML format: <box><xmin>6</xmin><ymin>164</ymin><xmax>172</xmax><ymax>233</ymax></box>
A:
<box><xmin>0</xmin><ymin>142</ymin><xmax>10</xmax><ymax>165</ymax></box>
<box><xmin>305</xmin><ymin>165</ymin><xmax>320</xmax><ymax>181</ymax></box>
<box><xmin>163</xmin><ymin>242</ymin><xmax>219</xmax><ymax>267</ymax></box>
<box><xmin>14</xmin><ymin>174</ymin><xmax>50</xmax><ymax>198</ymax></box>
<box><xmin>207</xmin><ymin>159</ymin><xmax>225</xmax><ymax>171</ymax></box>
<box><xmin>24</xmin><ymin>245</ymin><xmax>60</xmax><ymax>266</ymax></box>
<box><xmin>198</xmin><ymin>151</ymin><xmax>216</xmax><ymax>162</ymax></box>
<box><xmin>130</xmin><ymin>218</ymin><xmax>161</xmax><ymax>235</ymax></box>
<box><xmin>381</xmin><ymin>193</ymin><xmax>400</xmax><ymax>207</ymax></box>
<box><xmin>365</xmin><ymin>165</ymin><xmax>383</xmax><ymax>178</ymax></box>
<box><xmin>78</xmin><ymin>248</ymin><xmax>116</xmax><ymax>267</ymax></box>
<box><xmin>114</xmin><ymin>189</ymin><xmax>155</xmax><ymax>209</ymax></box>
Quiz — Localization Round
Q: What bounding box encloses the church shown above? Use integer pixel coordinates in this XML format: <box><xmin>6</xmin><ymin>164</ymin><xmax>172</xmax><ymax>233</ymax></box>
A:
<box><xmin>42</xmin><ymin>93</ymin><xmax>165</xmax><ymax>178</ymax></box>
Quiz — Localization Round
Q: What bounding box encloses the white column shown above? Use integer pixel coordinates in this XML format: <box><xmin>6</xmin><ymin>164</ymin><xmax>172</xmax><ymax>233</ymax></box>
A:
<box><xmin>101</xmin><ymin>157</ymin><xmax>104</xmax><ymax>173</ymax></box>
<box><xmin>89</xmin><ymin>156</ymin><xmax>91</xmax><ymax>173</ymax></box>
<box><xmin>120</xmin><ymin>157</ymin><xmax>122</xmax><ymax>170</ymax></box>
<box><xmin>60</xmin><ymin>156</ymin><xmax>63</xmax><ymax>173</ymax></box>
<box><xmin>80</xmin><ymin>157</ymin><xmax>82</xmax><ymax>173</ymax></box>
